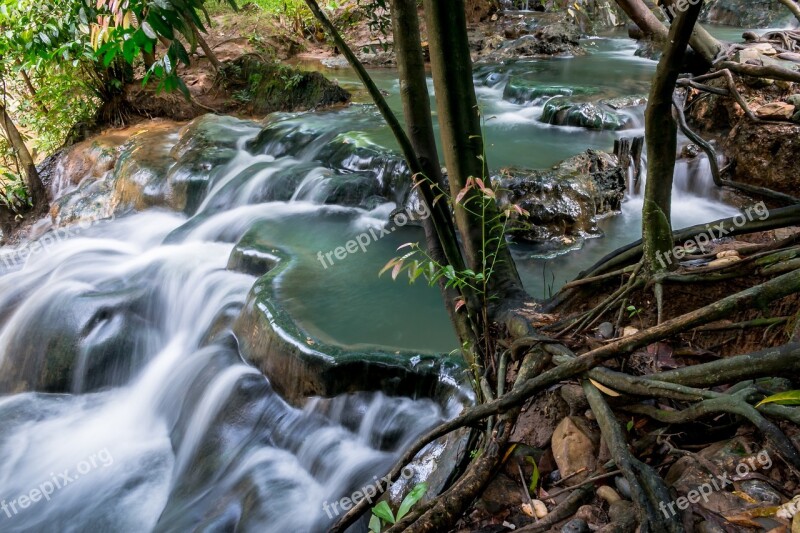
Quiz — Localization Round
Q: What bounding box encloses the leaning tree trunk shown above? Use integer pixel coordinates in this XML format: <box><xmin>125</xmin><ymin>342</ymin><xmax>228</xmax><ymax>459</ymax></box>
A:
<box><xmin>642</xmin><ymin>0</ymin><xmax>704</xmax><ymax>274</ymax></box>
<box><xmin>191</xmin><ymin>24</ymin><xmax>222</xmax><ymax>71</ymax></box>
<box><xmin>777</xmin><ymin>0</ymin><xmax>800</xmax><ymax>24</ymax></box>
<box><xmin>0</xmin><ymin>104</ymin><xmax>46</xmax><ymax>208</ymax></box>
<box><xmin>614</xmin><ymin>0</ymin><xmax>721</xmax><ymax>63</ymax></box>
<box><xmin>422</xmin><ymin>0</ymin><xmax>527</xmax><ymax>310</ymax></box>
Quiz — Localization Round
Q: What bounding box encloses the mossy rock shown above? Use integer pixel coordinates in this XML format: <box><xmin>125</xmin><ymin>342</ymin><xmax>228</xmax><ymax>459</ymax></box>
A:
<box><xmin>220</xmin><ymin>56</ymin><xmax>350</xmax><ymax>116</ymax></box>
<box><xmin>541</xmin><ymin>97</ymin><xmax>629</xmax><ymax>130</ymax></box>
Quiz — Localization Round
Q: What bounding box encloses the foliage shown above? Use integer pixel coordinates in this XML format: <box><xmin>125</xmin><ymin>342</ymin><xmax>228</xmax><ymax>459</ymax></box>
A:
<box><xmin>0</xmin><ymin>138</ymin><xmax>31</xmax><ymax>214</ymax></box>
<box><xmin>756</xmin><ymin>390</ymin><xmax>800</xmax><ymax>407</ymax></box>
<box><xmin>368</xmin><ymin>482</ymin><xmax>428</xmax><ymax>532</ymax></box>
<box><xmin>381</xmin><ymin>175</ymin><xmax>528</xmax><ymax>325</ymax></box>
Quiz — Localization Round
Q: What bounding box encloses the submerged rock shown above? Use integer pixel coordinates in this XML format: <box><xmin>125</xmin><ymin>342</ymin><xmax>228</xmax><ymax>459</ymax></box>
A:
<box><xmin>496</xmin><ymin>150</ymin><xmax>626</xmax><ymax>244</ymax></box>
<box><xmin>503</xmin><ymin>77</ymin><xmax>597</xmax><ymax>105</ymax></box>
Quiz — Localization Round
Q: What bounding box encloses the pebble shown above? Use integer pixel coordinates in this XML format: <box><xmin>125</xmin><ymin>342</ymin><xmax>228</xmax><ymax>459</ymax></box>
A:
<box><xmin>614</xmin><ymin>476</ymin><xmax>632</xmax><ymax>499</ymax></box>
<box><xmin>596</xmin><ymin>485</ymin><xmax>622</xmax><ymax>504</ymax></box>
<box><xmin>532</xmin><ymin>499</ymin><xmax>548</xmax><ymax>518</ymax></box>
<box><xmin>621</xmin><ymin>326</ymin><xmax>638</xmax><ymax>337</ymax></box>
<box><xmin>561</xmin><ymin>518</ymin><xmax>590</xmax><ymax>533</ymax></box>
<box><xmin>596</xmin><ymin>322</ymin><xmax>614</xmax><ymax>340</ymax></box>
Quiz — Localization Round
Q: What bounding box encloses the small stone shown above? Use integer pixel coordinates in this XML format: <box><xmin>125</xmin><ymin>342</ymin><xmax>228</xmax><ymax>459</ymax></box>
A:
<box><xmin>622</xmin><ymin>326</ymin><xmax>638</xmax><ymax>337</ymax></box>
<box><xmin>575</xmin><ymin>504</ymin><xmax>602</xmax><ymax>524</ymax></box>
<box><xmin>787</xmin><ymin>94</ymin><xmax>800</xmax><ymax>108</ymax></box>
<box><xmin>756</xmin><ymin>102</ymin><xmax>795</xmax><ymax>120</ymax></box>
<box><xmin>681</xmin><ymin>144</ymin><xmax>700</xmax><ymax>158</ymax></box>
<box><xmin>597</xmin><ymin>485</ymin><xmax>622</xmax><ymax>504</ymax></box>
<box><xmin>751</xmin><ymin>43</ymin><xmax>777</xmax><ymax>55</ymax></box>
<box><xmin>596</xmin><ymin>322</ymin><xmax>614</xmax><ymax>339</ymax></box>
<box><xmin>551</xmin><ymin>417</ymin><xmax>598</xmax><ymax>483</ymax></box>
<box><xmin>532</xmin><ymin>499</ymin><xmax>549</xmax><ymax>518</ymax></box>
<box><xmin>741</xmin><ymin>479</ymin><xmax>782</xmax><ymax>504</ymax></box>
<box><xmin>615</xmin><ymin>476</ymin><xmax>632</xmax><ymax>499</ymax></box>
<box><xmin>561</xmin><ymin>518</ymin><xmax>590</xmax><ymax>533</ymax></box>
<box><xmin>792</xmin><ymin>110</ymin><xmax>800</xmax><ymax>125</ymax></box>
<box><xmin>716</xmin><ymin>249</ymin><xmax>740</xmax><ymax>259</ymax></box>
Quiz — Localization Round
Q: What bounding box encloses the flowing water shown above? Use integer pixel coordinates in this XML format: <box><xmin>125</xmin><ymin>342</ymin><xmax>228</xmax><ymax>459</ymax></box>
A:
<box><xmin>0</xmin><ymin>32</ymin><xmax>745</xmax><ymax>532</ymax></box>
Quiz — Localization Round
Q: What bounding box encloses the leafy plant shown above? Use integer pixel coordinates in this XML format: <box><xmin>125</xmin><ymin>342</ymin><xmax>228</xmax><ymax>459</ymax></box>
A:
<box><xmin>524</xmin><ymin>455</ymin><xmax>540</xmax><ymax>494</ymax></box>
<box><xmin>368</xmin><ymin>482</ymin><xmax>428</xmax><ymax>533</ymax></box>
<box><xmin>756</xmin><ymin>390</ymin><xmax>800</xmax><ymax>408</ymax></box>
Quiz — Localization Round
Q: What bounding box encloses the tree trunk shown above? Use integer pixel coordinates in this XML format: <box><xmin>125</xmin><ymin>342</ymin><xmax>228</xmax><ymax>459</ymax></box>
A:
<box><xmin>642</xmin><ymin>0</ymin><xmax>703</xmax><ymax>272</ymax></box>
<box><xmin>660</xmin><ymin>0</ymin><xmax>722</xmax><ymax>62</ymax></box>
<box><xmin>192</xmin><ymin>25</ymin><xmax>222</xmax><ymax>71</ymax></box>
<box><xmin>422</xmin><ymin>0</ymin><xmax>526</xmax><ymax>310</ymax></box>
<box><xmin>0</xmin><ymin>105</ymin><xmax>46</xmax><ymax>207</ymax></box>
<box><xmin>17</xmin><ymin>65</ymin><xmax>48</xmax><ymax>114</ymax></box>
<box><xmin>142</xmin><ymin>49</ymin><xmax>156</xmax><ymax>70</ymax></box>
<box><xmin>777</xmin><ymin>0</ymin><xmax>800</xmax><ymax>24</ymax></box>
<box><xmin>614</xmin><ymin>0</ymin><xmax>721</xmax><ymax>63</ymax></box>
<box><xmin>390</xmin><ymin>0</ymin><xmax>475</xmax><ymax>345</ymax></box>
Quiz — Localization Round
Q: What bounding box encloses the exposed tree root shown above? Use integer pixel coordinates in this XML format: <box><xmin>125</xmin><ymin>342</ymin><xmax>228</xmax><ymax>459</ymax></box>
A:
<box><xmin>584</xmin><ymin>380</ymin><xmax>682</xmax><ymax>533</ymax></box>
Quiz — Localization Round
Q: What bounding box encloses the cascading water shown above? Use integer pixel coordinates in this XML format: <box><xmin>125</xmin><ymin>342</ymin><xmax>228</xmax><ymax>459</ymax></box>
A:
<box><xmin>0</xmin><ymin>31</ymin><xmax>742</xmax><ymax>532</ymax></box>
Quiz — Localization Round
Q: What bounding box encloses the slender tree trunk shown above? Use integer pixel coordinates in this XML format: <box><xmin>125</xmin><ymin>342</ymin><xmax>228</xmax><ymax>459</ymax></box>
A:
<box><xmin>17</xmin><ymin>65</ymin><xmax>48</xmax><ymax>114</ymax></box>
<box><xmin>660</xmin><ymin>0</ymin><xmax>721</xmax><ymax>62</ymax></box>
<box><xmin>192</xmin><ymin>25</ymin><xmax>222</xmax><ymax>71</ymax></box>
<box><xmin>642</xmin><ymin>0</ymin><xmax>703</xmax><ymax>272</ymax></box>
<box><xmin>142</xmin><ymin>49</ymin><xmax>156</xmax><ymax>70</ymax></box>
<box><xmin>0</xmin><ymin>105</ymin><xmax>46</xmax><ymax>207</ymax></box>
<box><xmin>390</xmin><ymin>0</ymin><xmax>474</xmax><ymax>345</ymax></box>
<box><xmin>422</xmin><ymin>0</ymin><xmax>526</xmax><ymax>309</ymax></box>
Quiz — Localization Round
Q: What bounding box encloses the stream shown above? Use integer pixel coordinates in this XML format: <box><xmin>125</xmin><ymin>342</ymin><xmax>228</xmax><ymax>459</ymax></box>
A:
<box><xmin>0</xmin><ymin>30</ymin><xmax>743</xmax><ymax>533</ymax></box>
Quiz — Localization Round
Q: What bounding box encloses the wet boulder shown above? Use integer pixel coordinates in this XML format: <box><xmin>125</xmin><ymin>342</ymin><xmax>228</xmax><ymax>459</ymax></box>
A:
<box><xmin>316</xmin><ymin>132</ymin><xmax>410</xmax><ymax>204</ymax></box>
<box><xmin>541</xmin><ymin>97</ymin><xmax>633</xmax><ymax>130</ymax></box>
<box><xmin>496</xmin><ymin>149</ymin><xmax>626</xmax><ymax>244</ymax></box>
<box><xmin>168</xmin><ymin>114</ymin><xmax>256</xmax><ymax>214</ymax></box>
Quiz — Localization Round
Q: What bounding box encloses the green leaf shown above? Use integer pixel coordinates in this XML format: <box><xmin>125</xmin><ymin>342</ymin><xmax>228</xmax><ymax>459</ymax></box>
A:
<box><xmin>368</xmin><ymin>514</ymin><xmax>382</xmax><ymax>533</ymax></box>
<box><xmin>524</xmin><ymin>456</ymin><xmax>539</xmax><ymax>493</ymax></box>
<box><xmin>756</xmin><ymin>390</ymin><xmax>800</xmax><ymax>407</ymax></box>
<box><xmin>371</xmin><ymin>501</ymin><xmax>395</xmax><ymax>525</ymax></box>
<box><xmin>141</xmin><ymin>21</ymin><xmax>157</xmax><ymax>39</ymax></box>
<box><xmin>397</xmin><ymin>483</ymin><xmax>428</xmax><ymax>521</ymax></box>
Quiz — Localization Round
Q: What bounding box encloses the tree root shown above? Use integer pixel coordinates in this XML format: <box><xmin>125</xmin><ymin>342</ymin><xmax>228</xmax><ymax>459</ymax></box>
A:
<box><xmin>672</xmin><ymin>91</ymin><xmax>800</xmax><ymax>205</ymax></box>
<box><xmin>333</xmin><ymin>270</ymin><xmax>800</xmax><ymax>532</ymax></box>
<box><xmin>584</xmin><ymin>380</ymin><xmax>683</xmax><ymax>533</ymax></box>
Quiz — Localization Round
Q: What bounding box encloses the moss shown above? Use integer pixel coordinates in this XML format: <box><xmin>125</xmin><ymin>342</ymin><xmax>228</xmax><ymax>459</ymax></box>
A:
<box><xmin>219</xmin><ymin>55</ymin><xmax>351</xmax><ymax>115</ymax></box>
